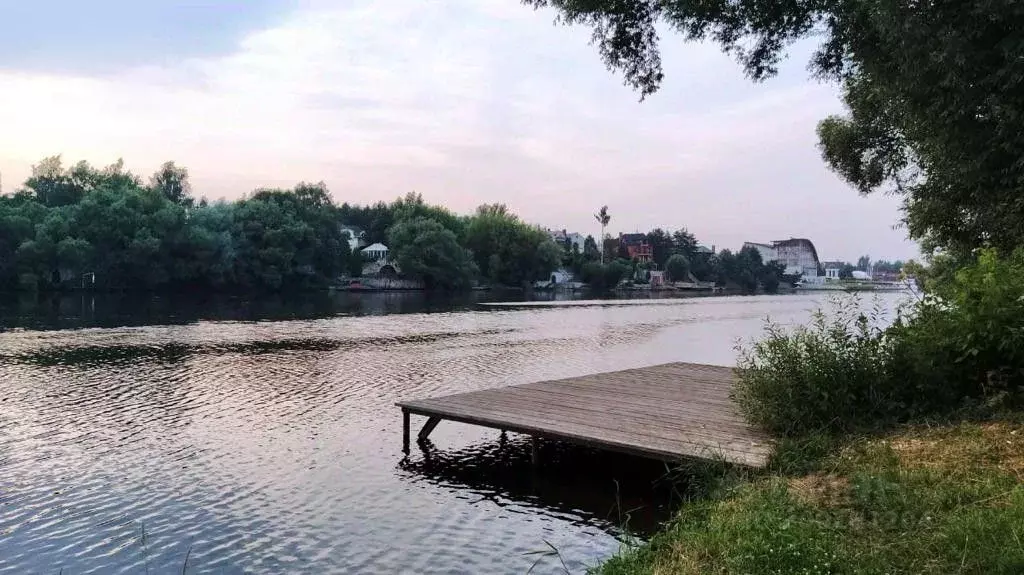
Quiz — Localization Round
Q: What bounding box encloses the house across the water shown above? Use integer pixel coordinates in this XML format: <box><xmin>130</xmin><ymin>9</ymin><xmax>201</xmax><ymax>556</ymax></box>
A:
<box><xmin>619</xmin><ymin>233</ymin><xmax>652</xmax><ymax>263</ymax></box>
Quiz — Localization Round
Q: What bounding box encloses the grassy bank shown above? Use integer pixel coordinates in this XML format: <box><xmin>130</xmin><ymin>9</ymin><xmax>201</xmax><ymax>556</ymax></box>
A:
<box><xmin>599</xmin><ymin>250</ymin><xmax>1024</xmax><ymax>574</ymax></box>
<box><xmin>600</xmin><ymin>416</ymin><xmax>1024</xmax><ymax>574</ymax></box>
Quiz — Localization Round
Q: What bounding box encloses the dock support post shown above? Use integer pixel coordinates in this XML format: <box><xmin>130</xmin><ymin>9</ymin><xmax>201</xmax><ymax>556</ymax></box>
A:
<box><xmin>531</xmin><ymin>436</ymin><xmax>540</xmax><ymax>467</ymax></box>
<box><xmin>402</xmin><ymin>409</ymin><xmax>410</xmax><ymax>455</ymax></box>
<box><xmin>418</xmin><ymin>416</ymin><xmax>441</xmax><ymax>443</ymax></box>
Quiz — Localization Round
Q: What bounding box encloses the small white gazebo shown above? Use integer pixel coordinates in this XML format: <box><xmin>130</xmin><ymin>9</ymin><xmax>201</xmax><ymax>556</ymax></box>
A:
<box><xmin>361</xmin><ymin>243</ymin><xmax>389</xmax><ymax>262</ymax></box>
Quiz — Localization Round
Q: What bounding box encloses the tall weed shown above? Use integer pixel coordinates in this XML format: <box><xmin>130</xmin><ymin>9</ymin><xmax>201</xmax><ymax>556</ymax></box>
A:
<box><xmin>734</xmin><ymin>297</ymin><xmax>896</xmax><ymax>436</ymax></box>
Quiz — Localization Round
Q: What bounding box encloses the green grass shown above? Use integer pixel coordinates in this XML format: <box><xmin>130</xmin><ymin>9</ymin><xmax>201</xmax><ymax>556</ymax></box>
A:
<box><xmin>597</xmin><ymin>417</ymin><xmax>1024</xmax><ymax>574</ymax></box>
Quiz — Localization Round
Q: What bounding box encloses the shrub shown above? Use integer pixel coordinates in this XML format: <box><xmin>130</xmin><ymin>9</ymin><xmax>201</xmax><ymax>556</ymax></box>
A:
<box><xmin>734</xmin><ymin>298</ymin><xmax>897</xmax><ymax>436</ymax></box>
<box><xmin>581</xmin><ymin>261</ymin><xmax>630</xmax><ymax>291</ymax></box>
<box><xmin>888</xmin><ymin>248</ymin><xmax>1024</xmax><ymax>414</ymax></box>
<box><xmin>735</xmin><ymin>249</ymin><xmax>1024</xmax><ymax>437</ymax></box>
<box><xmin>664</xmin><ymin>254</ymin><xmax>690</xmax><ymax>282</ymax></box>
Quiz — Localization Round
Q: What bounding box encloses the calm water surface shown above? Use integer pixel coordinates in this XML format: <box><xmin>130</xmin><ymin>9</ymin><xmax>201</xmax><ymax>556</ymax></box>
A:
<box><xmin>0</xmin><ymin>291</ymin><xmax>905</xmax><ymax>573</ymax></box>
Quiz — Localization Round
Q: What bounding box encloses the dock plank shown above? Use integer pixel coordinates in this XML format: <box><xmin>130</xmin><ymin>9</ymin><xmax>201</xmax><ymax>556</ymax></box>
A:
<box><xmin>397</xmin><ymin>362</ymin><xmax>773</xmax><ymax>467</ymax></box>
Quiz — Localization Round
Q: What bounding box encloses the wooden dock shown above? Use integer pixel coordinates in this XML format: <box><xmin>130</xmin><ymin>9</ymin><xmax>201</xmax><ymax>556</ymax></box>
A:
<box><xmin>397</xmin><ymin>362</ymin><xmax>773</xmax><ymax>468</ymax></box>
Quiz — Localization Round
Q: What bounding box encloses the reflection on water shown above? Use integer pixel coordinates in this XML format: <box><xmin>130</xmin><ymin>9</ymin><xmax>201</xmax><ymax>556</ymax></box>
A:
<box><xmin>402</xmin><ymin>436</ymin><xmax>680</xmax><ymax>537</ymax></box>
<box><xmin>0</xmin><ymin>292</ymin><xmax>907</xmax><ymax>574</ymax></box>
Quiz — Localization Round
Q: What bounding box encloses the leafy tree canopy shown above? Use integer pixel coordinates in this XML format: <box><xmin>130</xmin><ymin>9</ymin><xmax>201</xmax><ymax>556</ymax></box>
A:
<box><xmin>465</xmin><ymin>204</ymin><xmax>562</xmax><ymax>287</ymax></box>
<box><xmin>664</xmin><ymin>253</ymin><xmax>690</xmax><ymax>282</ymax></box>
<box><xmin>1</xmin><ymin>159</ymin><xmax>349</xmax><ymax>291</ymax></box>
<box><xmin>388</xmin><ymin>217</ymin><xmax>477</xmax><ymax>290</ymax></box>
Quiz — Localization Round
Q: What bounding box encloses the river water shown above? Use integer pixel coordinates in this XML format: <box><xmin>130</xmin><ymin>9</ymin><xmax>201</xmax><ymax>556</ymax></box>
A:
<box><xmin>0</xmin><ymin>291</ymin><xmax>906</xmax><ymax>574</ymax></box>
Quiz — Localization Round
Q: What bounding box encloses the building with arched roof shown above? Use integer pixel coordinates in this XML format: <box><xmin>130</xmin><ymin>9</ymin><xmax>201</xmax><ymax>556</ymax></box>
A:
<box><xmin>742</xmin><ymin>238</ymin><xmax>821</xmax><ymax>277</ymax></box>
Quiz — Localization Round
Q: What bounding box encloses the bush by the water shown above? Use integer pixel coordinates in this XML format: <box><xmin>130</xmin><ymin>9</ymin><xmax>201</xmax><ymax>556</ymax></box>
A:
<box><xmin>889</xmin><ymin>249</ymin><xmax>1024</xmax><ymax>415</ymax></box>
<box><xmin>734</xmin><ymin>249</ymin><xmax>1024</xmax><ymax>437</ymax></box>
<box><xmin>580</xmin><ymin>260</ymin><xmax>630</xmax><ymax>291</ymax></box>
<box><xmin>733</xmin><ymin>300</ymin><xmax>897</xmax><ymax>436</ymax></box>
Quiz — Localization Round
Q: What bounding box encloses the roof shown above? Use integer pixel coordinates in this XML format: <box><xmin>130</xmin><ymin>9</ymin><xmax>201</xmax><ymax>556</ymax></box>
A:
<box><xmin>361</xmin><ymin>243</ymin><xmax>389</xmax><ymax>252</ymax></box>
<box><xmin>340</xmin><ymin>225</ymin><xmax>366</xmax><ymax>240</ymax></box>
<box><xmin>771</xmin><ymin>238</ymin><xmax>820</xmax><ymax>266</ymax></box>
<box><xmin>619</xmin><ymin>233</ymin><xmax>647</xmax><ymax>245</ymax></box>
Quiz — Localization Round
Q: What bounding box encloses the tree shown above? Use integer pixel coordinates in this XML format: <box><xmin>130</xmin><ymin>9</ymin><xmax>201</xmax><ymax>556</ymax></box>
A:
<box><xmin>708</xmin><ymin>245</ymin><xmax>784</xmax><ymax>293</ymax></box>
<box><xmin>524</xmin><ymin>0</ymin><xmax>1024</xmax><ymax>255</ymax></box>
<box><xmin>388</xmin><ymin>217</ymin><xmax>477</xmax><ymax>290</ymax></box>
<box><xmin>689</xmin><ymin>253</ymin><xmax>712</xmax><ymax>282</ymax></box>
<box><xmin>581</xmin><ymin>260</ymin><xmax>628</xmax><ymax>292</ymax></box>
<box><xmin>664</xmin><ymin>254</ymin><xmax>690</xmax><ymax>282</ymax></box>
<box><xmin>646</xmin><ymin>228</ymin><xmax>674</xmax><ymax>268</ymax></box>
<box><xmin>594</xmin><ymin>205</ymin><xmax>610</xmax><ymax>264</ymax></box>
<box><xmin>672</xmin><ymin>228</ymin><xmax>698</xmax><ymax>260</ymax></box>
<box><xmin>465</xmin><ymin>205</ymin><xmax>561</xmax><ymax>287</ymax></box>
<box><xmin>856</xmin><ymin>255</ymin><xmax>871</xmax><ymax>271</ymax></box>
<box><xmin>902</xmin><ymin>260</ymin><xmax>926</xmax><ymax>287</ymax></box>
<box><xmin>346</xmin><ymin>246</ymin><xmax>364</xmax><ymax>278</ymax></box>
<box><xmin>150</xmin><ymin>161</ymin><xmax>193</xmax><ymax>206</ymax></box>
<box><xmin>392</xmin><ymin>192</ymin><xmax>465</xmax><ymax>240</ymax></box>
<box><xmin>760</xmin><ymin>261</ymin><xmax>786</xmax><ymax>294</ymax></box>
<box><xmin>874</xmin><ymin>260</ymin><xmax>903</xmax><ymax>274</ymax></box>
<box><xmin>23</xmin><ymin>156</ymin><xmax>134</xmax><ymax>208</ymax></box>
<box><xmin>583</xmin><ymin>234</ymin><xmax>600</xmax><ymax>261</ymax></box>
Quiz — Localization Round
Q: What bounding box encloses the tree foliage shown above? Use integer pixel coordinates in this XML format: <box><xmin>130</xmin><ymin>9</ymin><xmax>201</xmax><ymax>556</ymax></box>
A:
<box><xmin>580</xmin><ymin>260</ymin><xmax>629</xmax><ymax>291</ymax></box>
<box><xmin>464</xmin><ymin>204</ymin><xmax>562</xmax><ymax>287</ymax></box>
<box><xmin>0</xmin><ymin>159</ymin><xmax>349</xmax><ymax>291</ymax></box>
<box><xmin>711</xmin><ymin>246</ymin><xmax>785</xmax><ymax>293</ymax></box>
<box><xmin>387</xmin><ymin>217</ymin><xmax>476</xmax><ymax>290</ymax></box>
<box><xmin>150</xmin><ymin>161</ymin><xmax>193</xmax><ymax>206</ymax></box>
<box><xmin>664</xmin><ymin>253</ymin><xmax>690</xmax><ymax>282</ymax></box>
<box><xmin>645</xmin><ymin>228</ymin><xmax>673</xmax><ymax>268</ymax></box>
<box><xmin>525</xmin><ymin>0</ymin><xmax>1024</xmax><ymax>255</ymax></box>
<box><xmin>737</xmin><ymin>249</ymin><xmax>1024</xmax><ymax>436</ymax></box>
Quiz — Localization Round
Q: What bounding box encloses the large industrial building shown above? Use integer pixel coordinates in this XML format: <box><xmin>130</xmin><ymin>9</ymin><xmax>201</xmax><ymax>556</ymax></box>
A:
<box><xmin>742</xmin><ymin>238</ymin><xmax>821</xmax><ymax>277</ymax></box>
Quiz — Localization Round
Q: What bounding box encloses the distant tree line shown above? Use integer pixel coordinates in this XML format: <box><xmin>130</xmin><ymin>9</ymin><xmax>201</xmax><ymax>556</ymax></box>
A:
<box><xmin>821</xmin><ymin>256</ymin><xmax>906</xmax><ymax>279</ymax></box>
<box><xmin>2</xmin><ymin>157</ymin><xmax>795</xmax><ymax>293</ymax></box>
<box><xmin>0</xmin><ymin>157</ymin><xmax>352</xmax><ymax>291</ymax></box>
<box><xmin>554</xmin><ymin>210</ymin><xmax>788</xmax><ymax>293</ymax></box>
<box><xmin>0</xmin><ymin>157</ymin><xmax>564</xmax><ymax>292</ymax></box>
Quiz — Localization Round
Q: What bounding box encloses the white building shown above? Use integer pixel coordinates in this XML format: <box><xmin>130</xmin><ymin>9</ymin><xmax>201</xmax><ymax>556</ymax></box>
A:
<box><xmin>773</xmin><ymin>238</ymin><xmax>820</xmax><ymax>277</ymax></box>
<box><xmin>565</xmin><ymin>232</ymin><xmax>585</xmax><ymax>253</ymax></box>
<box><xmin>340</xmin><ymin>225</ymin><xmax>367</xmax><ymax>252</ymax></box>
<box><xmin>742</xmin><ymin>238</ymin><xmax>821</xmax><ymax>277</ymax></box>
<box><xmin>550</xmin><ymin>269</ymin><xmax>573</xmax><ymax>284</ymax></box>
<box><xmin>548</xmin><ymin>229</ymin><xmax>586</xmax><ymax>252</ymax></box>
<box><xmin>361</xmin><ymin>243</ymin><xmax>389</xmax><ymax>262</ymax></box>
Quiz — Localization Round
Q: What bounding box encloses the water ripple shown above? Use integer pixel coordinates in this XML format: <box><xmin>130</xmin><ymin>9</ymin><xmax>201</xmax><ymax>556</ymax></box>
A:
<box><xmin>0</xmin><ymin>293</ymin><xmax>900</xmax><ymax>573</ymax></box>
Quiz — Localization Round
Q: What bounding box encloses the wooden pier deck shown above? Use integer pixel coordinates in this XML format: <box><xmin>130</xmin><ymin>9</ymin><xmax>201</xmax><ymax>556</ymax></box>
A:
<box><xmin>397</xmin><ymin>362</ymin><xmax>773</xmax><ymax>468</ymax></box>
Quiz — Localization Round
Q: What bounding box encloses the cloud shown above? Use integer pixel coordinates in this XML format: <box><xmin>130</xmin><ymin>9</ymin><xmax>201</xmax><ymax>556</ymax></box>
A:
<box><xmin>0</xmin><ymin>0</ymin><xmax>292</xmax><ymax>74</ymax></box>
<box><xmin>0</xmin><ymin>1</ymin><xmax>918</xmax><ymax>261</ymax></box>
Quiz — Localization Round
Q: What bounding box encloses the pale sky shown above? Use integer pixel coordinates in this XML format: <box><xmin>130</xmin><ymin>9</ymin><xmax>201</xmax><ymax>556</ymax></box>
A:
<box><xmin>0</xmin><ymin>0</ymin><xmax>919</xmax><ymax>262</ymax></box>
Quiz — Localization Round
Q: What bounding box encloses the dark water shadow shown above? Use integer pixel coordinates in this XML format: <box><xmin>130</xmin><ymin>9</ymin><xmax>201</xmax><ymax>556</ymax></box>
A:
<box><xmin>5</xmin><ymin>329</ymin><xmax>516</xmax><ymax>367</ymax></box>
<box><xmin>399</xmin><ymin>435</ymin><xmax>684</xmax><ymax>538</ymax></box>
<box><xmin>0</xmin><ymin>290</ymin><xmax>531</xmax><ymax>332</ymax></box>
